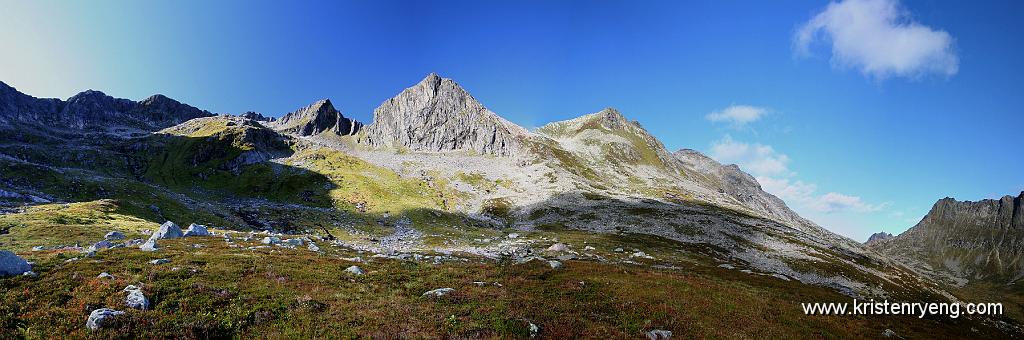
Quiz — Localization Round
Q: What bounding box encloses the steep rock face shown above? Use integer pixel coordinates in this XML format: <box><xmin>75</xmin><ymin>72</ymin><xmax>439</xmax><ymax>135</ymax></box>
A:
<box><xmin>136</xmin><ymin>94</ymin><xmax>212</xmax><ymax>126</ymax></box>
<box><xmin>865</xmin><ymin>232</ymin><xmax>894</xmax><ymax>245</ymax></box>
<box><xmin>0</xmin><ymin>81</ymin><xmax>64</xmax><ymax>126</ymax></box>
<box><xmin>359</xmin><ymin>73</ymin><xmax>529</xmax><ymax>156</ymax></box>
<box><xmin>240</xmin><ymin>111</ymin><xmax>273</xmax><ymax>122</ymax></box>
<box><xmin>0</xmin><ymin>81</ymin><xmax>211</xmax><ymax>130</ymax></box>
<box><xmin>874</xmin><ymin>192</ymin><xmax>1024</xmax><ymax>284</ymax></box>
<box><xmin>271</xmin><ymin>99</ymin><xmax>361</xmax><ymax>136</ymax></box>
<box><xmin>672</xmin><ymin>148</ymin><xmax>818</xmax><ymax>231</ymax></box>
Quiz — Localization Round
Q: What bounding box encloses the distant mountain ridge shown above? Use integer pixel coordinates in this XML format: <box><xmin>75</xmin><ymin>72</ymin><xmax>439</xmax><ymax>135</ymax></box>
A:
<box><xmin>0</xmin><ymin>81</ymin><xmax>212</xmax><ymax>131</ymax></box>
<box><xmin>269</xmin><ymin>99</ymin><xmax>362</xmax><ymax>137</ymax></box>
<box><xmin>872</xmin><ymin>192</ymin><xmax>1024</xmax><ymax>285</ymax></box>
<box><xmin>865</xmin><ymin>231</ymin><xmax>894</xmax><ymax>245</ymax></box>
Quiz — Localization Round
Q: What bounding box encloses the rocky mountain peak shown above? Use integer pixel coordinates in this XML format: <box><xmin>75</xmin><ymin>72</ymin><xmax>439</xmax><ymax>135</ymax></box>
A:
<box><xmin>874</xmin><ymin>191</ymin><xmax>1024</xmax><ymax>284</ymax></box>
<box><xmin>359</xmin><ymin>73</ymin><xmax>529</xmax><ymax>156</ymax></box>
<box><xmin>240</xmin><ymin>111</ymin><xmax>273</xmax><ymax>122</ymax></box>
<box><xmin>271</xmin><ymin>98</ymin><xmax>361</xmax><ymax>137</ymax></box>
<box><xmin>865</xmin><ymin>231</ymin><xmax>894</xmax><ymax>245</ymax></box>
<box><xmin>593</xmin><ymin>107</ymin><xmax>630</xmax><ymax>129</ymax></box>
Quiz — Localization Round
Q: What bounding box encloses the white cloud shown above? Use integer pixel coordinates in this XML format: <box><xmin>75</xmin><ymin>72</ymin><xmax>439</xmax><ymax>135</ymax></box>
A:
<box><xmin>757</xmin><ymin>176</ymin><xmax>883</xmax><ymax>214</ymax></box>
<box><xmin>815</xmin><ymin>192</ymin><xmax>886</xmax><ymax>213</ymax></box>
<box><xmin>794</xmin><ymin>0</ymin><xmax>958</xmax><ymax>79</ymax></box>
<box><xmin>710</xmin><ymin>136</ymin><xmax>790</xmax><ymax>176</ymax></box>
<box><xmin>709</xmin><ymin>136</ymin><xmax>884</xmax><ymax>215</ymax></box>
<box><xmin>706</xmin><ymin>105</ymin><xmax>768</xmax><ymax>127</ymax></box>
<box><xmin>757</xmin><ymin>176</ymin><xmax>816</xmax><ymax>202</ymax></box>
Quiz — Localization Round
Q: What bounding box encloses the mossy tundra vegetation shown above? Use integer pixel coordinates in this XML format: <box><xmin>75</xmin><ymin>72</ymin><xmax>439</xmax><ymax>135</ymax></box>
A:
<box><xmin>0</xmin><ymin>75</ymin><xmax>1021</xmax><ymax>338</ymax></box>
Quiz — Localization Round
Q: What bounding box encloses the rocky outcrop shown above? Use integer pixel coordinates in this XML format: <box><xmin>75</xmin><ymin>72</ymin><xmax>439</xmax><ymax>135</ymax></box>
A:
<box><xmin>672</xmin><ymin>148</ymin><xmax>818</xmax><ymax>231</ymax></box>
<box><xmin>0</xmin><ymin>250</ymin><xmax>32</xmax><ymax>276</ymax></box>
<box><xmin>239</xmin><ymin>111</ymin><xmax>273</xmax><ymax>122</ymax></box>
<box><xmin>0</xmin><ymin>81</ymin><xmax>212</xmax><ymax>131</ymax></box>
<box><xmin>0</xmin><ymin>81</ymin><xmax>64</xmax><ymax>127</ymax></box>
<box><xmin>873</xmin><ymin>192</ymin><xmax>1024</xmax><ymax>284</ymax></box>
<box><xmin>359</xmin><ymin>73</ymin><xmax>529</xmax><ymax>156</ymax></box>
<box><xmin>865</xmin><ymin>232</ymin><xmax>893</xmax><ymax>245</ymax></box>
<box><xmin>271</xmin><ymin>99</ymin><xmax>361</xmax><ymax>136</ymax></box>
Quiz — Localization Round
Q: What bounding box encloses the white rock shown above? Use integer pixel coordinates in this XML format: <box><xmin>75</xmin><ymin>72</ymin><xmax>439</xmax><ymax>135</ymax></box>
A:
<box><xmin>646</xmin><ymin>329</ymin><xmax>672</xmax><ymax>339</ymax></box>
<box><xmin>422</xmin><ymin>287</ymin><xmax>455</xmax><ymax>297</ymax></box>
<box><xmin>308</xmin><ymin>243</ymin><xmax>321</xmax><ymax>252</ymax></box>
<box><xmin>22</xmin><ymin>271</ymin><xmax>37</xmax><ymax>277</ymax></box>
<box><xmin>124</xmin><ymin>286</ymin><xmax>149</xmax><ymax>310</ymax></box>
<box><xmin>97</xmin><ymin>272</ymin><xmax>114</xmax><ymax>279</ymax></box>
<box><xmin>86</xmin><ymin>308</ymin><xmax>125</xmax><ymax>330</ymax></box>
<box><xmin>183</xmin><ymin>224</ymin><xmax>210</xmax><ymax>237</ymax></box>
<box><xmin>150</xmin><ymin>221</ymin><xmax>184</xmax><ymax>240</ymax></box>
<box><xmin>285</xmin><ymin>238</ymin><xmax>305</xmax><ymax>246</ymax></box>
<box><xmin>104</xmin><ymin>231</ymin><xmax>126</xmax><ymax>240</ymax></box>
<box><xmin>583</xmin><ymin>246</ymin><xmax>596</xmax><ymax>251</ymax></box>
<box><xmin>148</xmin><ymin>258</ymin><xmax>170</xmax><ymax>265</ymax></box>
<box><xmin>0</xmin><ymin>250</ymin><xmax>32</xmax><ymax>276</ymax></box>
<box><xmin>344</xmin><ymin>265</ymin><xmax>365</xmax><ymax>275</ymax></box>
<box><xmin>529</xmin><ymin>322</ymin><xmax>540</xmax><ymax>338</ymax></box>
<box><xmin>546</xmin><ymin>243</ymin><xmax>568</xmax><ymax>252</ymax></box>
<box><xmin>31</xmin><ymin>246</ymin><xmax>46</xmax><ymax>251</ymax></box>
<box><xmin>548</xmin><ymin>260</ymin><xmax>563</xmax><ymax>269</ymax></box>
<box><xmin>717</xmin><ymin>264</ymin><xmax>735</xmax><ymax>270</ymax></box>
<box><xmin>882</xmin><ymin>329</ymin><xmax>896</xmax><ymax>337</ymax></box>
<box><xmin>631</xmin><ymin>251</ymin><xmax>653</xmax><ymax>259</ymax></box>
<box><xmin>508</xmin><ymin>233</ymin><xmax>520</xmax><ymax>239</ymax></box>
<box><xmin>139</xmin><ymin>239</ymin><xmax>159</xmax><ymax>252</ymax></box>
<box><xmin>261</xmin><ymin>237</ymin><xmax>281</xmax><ymax>245</ymax></box>
<box><xmin>613</xmin><ymin>247</ymin><xmax>624</xmax><ymax>252</ymax></box>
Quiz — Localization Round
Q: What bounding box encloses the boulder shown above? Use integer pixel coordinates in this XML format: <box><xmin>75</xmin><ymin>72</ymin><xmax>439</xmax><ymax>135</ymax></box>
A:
<box><xmin>139</xmin><ymin>239</ymin><xmax>159</xmax><ymax>252</ymax></box>
<box><xmin>646</xmin><ymin>329</ymin><xmax>672</xmax><ymax>340</ymax></box>
<box><xmin>422</xmin><ymin>287</ymin><xmax>455</xmax><ymax>298</ymax></box>
<box><xmin>150</xmin><ymin>221</ymin><xmax>183</xmax><ymax>240</ymax></box>
<box><xmin>285</xmin><ymin>238</ymin><xmax>305</xmax><ymax>246</ymax></box>
<box><xmin>0</xmin><ymin>250</ymin><xmax>32</xmax><ymax>277</ymax></box>
<box><xmin>97</xmin><ymin>272</ymin><xmax>114</xmax><ymax>279</ymax></box>
<box><xmin>148</xmin><ymin>258</ymin><xmax>170</xmax><ymax>265</ymax></box>
<box><xmin>183</xmin><ymin>224</ymin><xmax>210</xmax><ymax>237</ymax></box>
<box><xmin>546</xmin><ymin>243</ymin><xmax>568</xmax><ymax>252</ymax></box>
<box><xmin>548</xmin><ymin>260</ymin><xmax>563</xmax><ymax>269</ymax></box>
<box><xmin>261</xmin><ymin>236</ymin><xmax>281</xmax><ymax>245</ymax></box>
<box><xmin>631</xmin><ymin>251</ymin><xmax>653</xmax><ymax>259</ymax></box>
<box><xmin>344</xmin><ymin>265</ymin><xmax>365</xmax><ymax>276</ymax></box>
<box><xmin>88</xmin><ymin>240</ymin><xmax>113</xmax><ymax>252</ymax></box>
<box><xmin>124</xmin><ymin>286</ymin><xmax>149</xmax><ymax>310</ymax></box>
<box><xmin>86</xmin><ymin>308</ymin><xmax>125</xmax><ymax>330</ymax></box>
<box><xmin>31</xmin><ymin>246</ymin><xmax>46</xmax><ymax>251</ymax></box>
<box><xmin>529</xmin><ymin>322</ymin><xmax>540</xmax><ymax>338</ymax></box>
<box><xmin>104</xmin><ymin>231</ymin><xmax>126</xmax><ymax>240</ymax></box>
<box><xmin>308</xmin><ymin>243</ymin><xmax>321</xmax><ymax>252</ymax></box>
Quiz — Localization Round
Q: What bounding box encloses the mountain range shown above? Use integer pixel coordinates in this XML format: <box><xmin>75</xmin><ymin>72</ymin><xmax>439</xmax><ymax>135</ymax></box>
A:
<box><xmin>1</xmin><ymin>73</ymin><xmax>1021</xmax><ymax>336</ymax></box>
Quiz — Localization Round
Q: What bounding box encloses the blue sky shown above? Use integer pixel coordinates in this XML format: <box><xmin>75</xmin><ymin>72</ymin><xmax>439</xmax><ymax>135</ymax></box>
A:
<box><xmin>1</xmin><ymin>0</ymin><xmax>1021</xmax><ymax>241</ymax></box>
